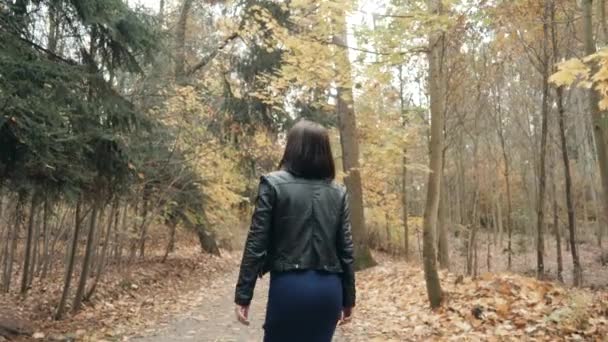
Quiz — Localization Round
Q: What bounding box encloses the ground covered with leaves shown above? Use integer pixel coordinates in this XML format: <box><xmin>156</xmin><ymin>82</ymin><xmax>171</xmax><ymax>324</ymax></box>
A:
<box><xmin>3</xmin><ymin>248</ymin><xmax>608</xmax><ymax>341</ymax></box>
<box><xmin>341</xmin><ymin>254</ymin><xmax>608</xmax><ymax>341</ymax></box>
<box><xmin>0</xmin><ymin>244</ymin><xmax>237</xmax><ymax>341</ymax></box>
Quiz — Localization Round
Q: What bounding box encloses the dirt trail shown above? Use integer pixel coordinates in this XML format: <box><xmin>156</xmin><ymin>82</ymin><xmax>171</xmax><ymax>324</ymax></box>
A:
<box><xmin>130</xmin><ymin>270</ymin><xmax>345</xmax><ymax>342</ymax></box>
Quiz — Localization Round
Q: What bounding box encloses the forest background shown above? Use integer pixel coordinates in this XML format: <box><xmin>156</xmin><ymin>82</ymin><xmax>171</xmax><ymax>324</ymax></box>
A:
<box><xmin>3</xmin><ymin>0</ymin><xmax>608</xmax><ymax>340</ymax></box>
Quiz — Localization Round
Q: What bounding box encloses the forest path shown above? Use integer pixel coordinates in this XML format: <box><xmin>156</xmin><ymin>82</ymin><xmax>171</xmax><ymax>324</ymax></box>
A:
<box><xmin>130</xmin><ymin>269</ymin><xmax>346</xmax><ymax>342</ymax></box>
<box><xmin>130</xmin><ymin>270</ymin><xmax>266</xmax><ymax>342</ymax></box>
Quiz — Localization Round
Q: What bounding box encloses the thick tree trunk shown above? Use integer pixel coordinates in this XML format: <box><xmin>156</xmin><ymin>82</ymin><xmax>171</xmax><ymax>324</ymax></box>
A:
<box><xmin>333</xmin><ymin>9</ymin><xmax>375</xmax><ymax>270</ymax></box>
<box><xmin>72</xmin><ymin>203</ymin><xmax>99</xmax><ymax>313</ymax></box>
<box><xmin>175</xmin><ymin>0</ymin><xmax>193</xmax><ymax>82</ymax></box>
<box><xmin>196</xmin><ymin>225</ymin><xmax>221</xmax><ymax>255</ymax></box>
<box><xmin>583</xmin><ymin>0</ymin><xmax>608</xmax><ymax>242</ymax></box>
<box><xmin>422</xmin><ymin>0</ymin><xmax>445</xmax><ymax>308</ymax></box>
<box><xmin>55</xmin><ymin>200</ymin><xmax>82</xmax><ymax>320</ymax></box>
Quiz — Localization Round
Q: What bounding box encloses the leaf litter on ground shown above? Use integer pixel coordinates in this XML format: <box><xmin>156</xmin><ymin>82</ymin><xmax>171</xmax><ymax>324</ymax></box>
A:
<box><xmin>2</xmin><ymin>244</ymin><xmax>237</xmax><ymax>342</ymax></box>
<box><xmin>4</xmin><ymin>247</ymin><xmax>608</xmax><ymax>341</ymax></box>
<box><xmin>339</xmin><ymin>256</ymin><xmax>608</xmax><ymax>342</ymax></box>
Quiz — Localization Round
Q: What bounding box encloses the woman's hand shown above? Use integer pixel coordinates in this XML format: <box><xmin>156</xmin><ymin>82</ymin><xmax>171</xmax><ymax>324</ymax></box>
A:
<box><xmin>235</xmin><ymin>305</ymin><xmax>250</xmax><ymax>326</ymax></box>
<box><xmin>339</xmin><ymin>306</ymin><xmax>354</xmax><ymax>325</ymax></box>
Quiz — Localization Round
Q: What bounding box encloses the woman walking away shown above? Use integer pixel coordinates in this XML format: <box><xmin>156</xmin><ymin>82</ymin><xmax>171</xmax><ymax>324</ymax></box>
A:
<box><xmin>234</xmin><ymin>120</ymin><xmax>356</xmax><ymax>342</ymax></box>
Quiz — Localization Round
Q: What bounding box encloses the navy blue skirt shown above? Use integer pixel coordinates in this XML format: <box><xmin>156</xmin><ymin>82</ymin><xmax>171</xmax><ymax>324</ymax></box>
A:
<box><xmin>264</xmin><ymin>270</ymin><xmax>342</xmax><ymax>342</ymax></box>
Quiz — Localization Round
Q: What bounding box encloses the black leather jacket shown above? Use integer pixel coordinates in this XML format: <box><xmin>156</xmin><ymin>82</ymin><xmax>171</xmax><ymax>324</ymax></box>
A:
<box><xmin>235</xmin><ymin>170</ymin><xmax>356</xmax><ymax>308</ymax></box>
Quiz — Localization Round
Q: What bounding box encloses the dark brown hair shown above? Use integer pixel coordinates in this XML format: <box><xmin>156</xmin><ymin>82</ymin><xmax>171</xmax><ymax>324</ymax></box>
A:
<box><xmin>279</xmin><ymin>120</ymin><xmax>336</xmax><ymax>180</ymax></box>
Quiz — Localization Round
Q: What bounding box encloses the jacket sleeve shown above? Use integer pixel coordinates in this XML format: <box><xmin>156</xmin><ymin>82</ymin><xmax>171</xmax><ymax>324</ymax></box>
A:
<box><xmin>235</xmin><ymin>176</ymin><xmax>275</xmax><ymax>306</ymax></box>
<box><xmin>337</xmin><ymin>189</ymin><xmax>356</xmax><ymax>308</ymax></box>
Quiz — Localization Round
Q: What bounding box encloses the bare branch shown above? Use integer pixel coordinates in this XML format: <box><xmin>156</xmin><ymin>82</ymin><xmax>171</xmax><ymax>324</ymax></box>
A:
<box><xmin>186</xmin><ymin>32</ymin><xmax>239</xmax><ymax>76</ymax></box>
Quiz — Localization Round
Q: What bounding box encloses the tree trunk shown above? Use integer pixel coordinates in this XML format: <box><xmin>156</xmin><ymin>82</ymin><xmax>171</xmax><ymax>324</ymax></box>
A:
<box><xmin>29</xmin><ymin>197</ymin><xmax>42</xmax><ymax>284</ymax></box>
<box><xmin>162</xmin><ymin>220</ymin><xmax>178</xmax><ymax>263</ymax></box>
<box><xmin>48</xmin><ymin>207</ymin><xmax>70</xmax><ymax>278</ymax></box>
<box><xmin>89</xmin><ymin>206</ymin><xmax>105</xmax><ymax>278</ymax></box>
<box><xmin>457</xmin><ymin>150</ymin><xmax>467</xmax><ymax>224</ymax></box>
<box><xmin>72</xmin><ymin>203</ymin><xmax>99</xmax><ymax>313</ymax></box>
<box><xmin>467</xmin><ymin>189</ymin><xmax>479</xmax><ymax>277</ymax></box>
<box><xmin>496</xmin><ymin>194</ymin><xmax>504</xmax><ymax>249</ymax></box>
<box><xmin>399</xmin><ymin>65</ymin><xmax>410</xmax><ymax>260</ymax></box>
<box><xmin>85</xmin><ymin>200</ymin><xmax>117</xmax><ymax>301</ymax></box>
<box><xmin>422</xmin><ymin>0</ymin><xmax>445</xmax><ymax>308</ymax></box>
<box><xmin>55</xmin><ymin>200</ymin><xmax>82</xmax><ymax>320</ymax></box>
<box><xmin>473</xmin><ymin>231</ymin><xmax>479</xmax><ymax>278</ymax></box>
<box><xmin>138</xmin><ymin>194</ymin><xmax>149</xmax><ymax>258</ymax></box>
<box><xmin>535</xmin><ymin>0</ymin><xmax>551</xmax><ymax>280</ymax></box>
<box><xmin>114</xmin><ymin>201</ymin><xmax>129</xmax><ymax>265</ymax></box>
<box><xmin>583</xmin><ymin>0</ymin><xmax>608</xmax><ymax>243</ymax></box>
<box><xmin>552</xmin><ymin>175</ymin><xmax>564</xmax><ymax>283</ymax></box>
<box><xmin>0</xmin><ymin>194</ymin><xmax>6</xmax><ymax>278</ymax></box>
<box><xmin>38</xmin><ymin>195</ymin><xmax>50</xmax><ymax>278</ymax></box>
<box><xmin>437</xmin><ymin>177</ymin><xmax>449</xmax><ymax>269</ymax></box>
<box><xmin>600</xmin><ymin>0</ymin><xmax>608</xmax><ymax>43</ymax></box>
<box><xmin>550</xmin><ymin>1</ymin><xmax>583</xmax><ymax>286</ymax></box>
<box><xmin>128</xmin><ymin>199</ymin><xmax>139</xmax><ymax>264</ymax></box>
<box><xmin>383</xmin><ymin>211</ymin><xmax>390</xmax><ymax>252</ymax></box>
<box><xmin>109</xmin><ymin>202</ymin><xmax>121</xmax><ymax>264</ymax></box>
<box><xmin>47</xmin><ymin>2</ymin><xmax>59</xmax><ymax>53</ymax></box>
<box><xmin>333</xmin><ymin>9</ymin><xmax>375</xmax><ymax>270</ymax></box>
<box><xmin>175</xmin><ymin>0</ymin><xmax>193</xmax><ymax>82</ymax></box>
<box><xmin>159</xmin><ymin>0</ymin><xmax>166</xmax><ymax>25</ymax></box>
<box><xmin>40</xmin><ymin>197</ymin><xmax>51</xmax><ymax>279</ymax></box>
<box><xmin>2</xmin><ymin>194</ymin><xmax>25</xmax><ymax>293</ymax></box>
<box><xmin>593</xmin><ymin>186</ymin><xmax>603</xmax><ymax>248</ymax></box>
<box><xmin>496</xmin><ymin>100</ymin><xmax>514</xmax><ymax>270</ymax></box>
<box><xmin>486</xmin><ymin>226</ymin><xmax>492</xmax><ymax>272</ymax></box>
<box><xmin>12</xmin><ymin>0</ymin><xmax>29</xmax><ymax>31</ymax></box>
<box><xmin>491</xmin><ymin>195</ymin><xmax>498</xmax><ymax>246</ymax></box>
<box><xmin>20</xmin><ymin>195</ymin><xmax>37</xmax><ymax>295</ymax></box>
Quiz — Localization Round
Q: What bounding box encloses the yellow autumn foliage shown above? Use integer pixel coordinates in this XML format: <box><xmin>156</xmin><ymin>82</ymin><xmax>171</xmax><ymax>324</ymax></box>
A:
<box><xmin>160</xmin><ymin>85</ymin><xmax>249</xmax><ymax>239</ymax></box>
<box><xmin>550</xmin><ymin>48</ymin><xmax>608</xmax><ymax>110</ymax></box>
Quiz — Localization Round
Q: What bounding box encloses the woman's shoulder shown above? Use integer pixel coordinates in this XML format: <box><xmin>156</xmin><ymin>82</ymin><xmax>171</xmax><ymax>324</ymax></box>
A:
<box><xmin>263</xmin><ymin>170</ymin><xmax>293</xmax><ymax>183</ymax></box>
<box><xmin>262</xmin><ymin>171</ymin><xmax>345</xmax><ymax>192</ymax></box>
